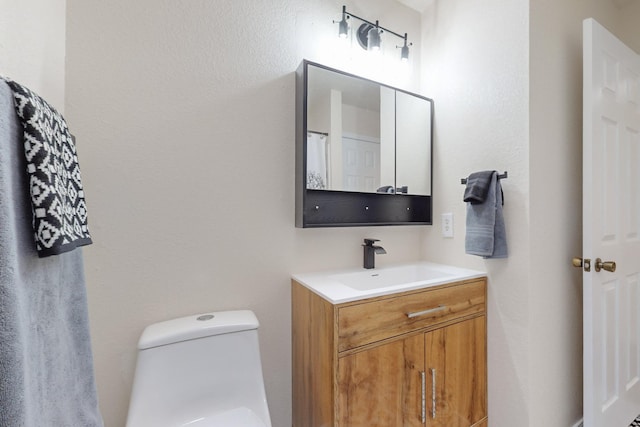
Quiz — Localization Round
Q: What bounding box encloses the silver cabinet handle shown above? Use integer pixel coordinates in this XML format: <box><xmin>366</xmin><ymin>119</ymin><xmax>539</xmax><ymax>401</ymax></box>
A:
<box><xmin>420</xmin><ymin>371</ymin><xmax>426</xmax><ymax>423</ymax></box>
<box><xmin>406</xmin><ymin>305</ymin><xmax>446</xmax><ymax>319</ymax></box>
<box><xmin>431</xmin><ymin>368</ymin><xmax>437</xmax><ymax>419</ymax></box>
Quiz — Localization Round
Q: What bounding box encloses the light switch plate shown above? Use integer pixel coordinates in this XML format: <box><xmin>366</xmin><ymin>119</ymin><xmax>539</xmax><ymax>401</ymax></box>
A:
<box><xmin>442</xmin><ymin>213</ymin><xmax>454</xmax><ymax>238</ymax></box>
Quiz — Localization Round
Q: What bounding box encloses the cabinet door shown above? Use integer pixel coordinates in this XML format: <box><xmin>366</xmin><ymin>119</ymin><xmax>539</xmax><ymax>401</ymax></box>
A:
<box><xmin>425</xmin><ymin>317</ymin><xmax>487</xmax><ymax>427</ymax></box>
<box><xmin>337</xmin><ymin>334</ymin><xmax>425</xmax><ymax>427</ymax></box>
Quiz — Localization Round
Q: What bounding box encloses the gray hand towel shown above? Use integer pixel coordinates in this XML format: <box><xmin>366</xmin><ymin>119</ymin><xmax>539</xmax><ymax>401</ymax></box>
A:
<box><xmin>0</xmin><ymin>80</ymin><xmax>103</xmax><ymax>426</ymax></box>
<box><xmin>463</xmin><ymin>170</ymin><xmax>494</xmax><ymax>204</ymax></box>
<box><xmin>465</xmin><ymin>171</ymin><xmax>508</xmax><ymax>258</ymax></box>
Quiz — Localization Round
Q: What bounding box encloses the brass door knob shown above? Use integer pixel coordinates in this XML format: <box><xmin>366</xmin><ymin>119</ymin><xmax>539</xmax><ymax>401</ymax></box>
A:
<box><xmin>595</xmin><ymin>258</ymin><xmax>616</xmax><ymax>273</ymax></box>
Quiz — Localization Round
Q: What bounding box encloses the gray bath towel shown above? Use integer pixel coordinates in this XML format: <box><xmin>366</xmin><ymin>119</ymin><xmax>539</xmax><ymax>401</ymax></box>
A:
<box><xmin>0</xmin><ymin>81</ymin><xmax>103</xmax><ymax>426</ymax></box>
<box><xmin>465</xmin><ymin>171</ymin><xmax>508</xmax><ymax>258</ymax></box>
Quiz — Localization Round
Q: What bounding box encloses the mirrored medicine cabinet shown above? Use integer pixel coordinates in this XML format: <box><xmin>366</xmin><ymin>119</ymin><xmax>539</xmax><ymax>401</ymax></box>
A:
<box><xmin>295</xmin><ymin>60</ymin><xmax>433</xmax><ymax>227</ymax></box>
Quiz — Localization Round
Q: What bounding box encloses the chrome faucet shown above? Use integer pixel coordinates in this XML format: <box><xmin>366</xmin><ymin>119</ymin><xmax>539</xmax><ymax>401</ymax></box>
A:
<box><xmin>363</xmin><ymin>238</ymin><xmax>386</xmax><ymax>269</ymax></box>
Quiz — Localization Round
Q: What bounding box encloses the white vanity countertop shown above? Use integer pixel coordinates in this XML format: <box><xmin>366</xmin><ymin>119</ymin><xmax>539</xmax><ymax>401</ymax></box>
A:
<box><xmin>292</xmin><ymin>261</ymin><xmax>486</xmax><ymax>304</ymax></box>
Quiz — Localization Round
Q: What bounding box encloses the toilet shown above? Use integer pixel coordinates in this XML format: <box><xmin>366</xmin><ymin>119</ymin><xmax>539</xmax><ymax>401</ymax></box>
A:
<box><xmin>126</xmin><ymin>310</ymin><xmax>272</xmax><ymax>427</ymax></box>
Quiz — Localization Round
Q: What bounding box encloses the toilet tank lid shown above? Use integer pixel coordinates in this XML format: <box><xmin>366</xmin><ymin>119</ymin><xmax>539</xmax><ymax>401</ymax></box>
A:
<box><xmin>138</xmin><ymin>310</ymin><xmax>259</xmax><ymax>350</ymax></box>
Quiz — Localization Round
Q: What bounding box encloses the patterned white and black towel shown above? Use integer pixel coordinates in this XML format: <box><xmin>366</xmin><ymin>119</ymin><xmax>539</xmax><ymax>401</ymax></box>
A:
<box><xmin>2</xmin><ymin>77</ymin><xmax>92</xmax><ymax>257</ymax></box>
<box><xmin>631</xmin><ymin>415</ymin><xmax>640</xmax><ymax>427</ymax></box>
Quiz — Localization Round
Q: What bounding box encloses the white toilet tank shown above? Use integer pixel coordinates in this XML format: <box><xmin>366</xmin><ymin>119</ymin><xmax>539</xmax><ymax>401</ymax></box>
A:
<box><xmin>126</xmin><ymin>310</ymin><xmax>272</xmax><ymax>427</ymax></box>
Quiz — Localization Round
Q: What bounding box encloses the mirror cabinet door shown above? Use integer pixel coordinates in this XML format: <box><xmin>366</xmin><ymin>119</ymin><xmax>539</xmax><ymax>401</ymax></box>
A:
<box><xmin>395</xmin><ymin>90</ymin><xmax>432</xmax><ymax>196</ymax></box>
<box><xmin>306</xmin><ymin>65</ymin><xmax>393</xmax><ymax>193</ymax></box>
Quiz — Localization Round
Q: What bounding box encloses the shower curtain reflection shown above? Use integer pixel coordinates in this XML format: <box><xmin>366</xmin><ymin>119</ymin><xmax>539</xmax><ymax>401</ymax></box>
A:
<box><xmin>306</xmin><ymin>131</ymin><xmax>328</xmax><ymax>190</ymax></box>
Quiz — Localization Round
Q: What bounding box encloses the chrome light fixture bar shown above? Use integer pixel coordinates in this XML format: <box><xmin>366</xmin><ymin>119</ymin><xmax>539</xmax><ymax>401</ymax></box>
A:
<box><xmin>334</xmin><ymin>5</ymin><xmax>412</xmax><ymax>61</ymax></box>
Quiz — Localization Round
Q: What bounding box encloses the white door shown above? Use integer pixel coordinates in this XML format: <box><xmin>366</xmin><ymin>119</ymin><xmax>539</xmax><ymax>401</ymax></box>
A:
<box><xmin>342</xmin><ymin>135</ymin><xmax>381</xmax><ymax>192</ymax></box>
<box><xmin>583</xmin><ymin>18</ymin><xmax>640</xmax><ymax>427</ymax></box>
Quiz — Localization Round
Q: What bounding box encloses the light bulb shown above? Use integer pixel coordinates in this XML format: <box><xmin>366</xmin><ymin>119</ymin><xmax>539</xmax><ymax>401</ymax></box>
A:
<box><xmin>367</xmin><ymin>26</ymin><xmax>380</xmax><ymax>51</ymax></box>
<box><xmin>401</xmin><ymin>44</ymin><xmax>409</xmax><ymax>61</ymax></box>
<box><xmin>339</xmin><ymin>18</ymin><xmax>348</xmax><ymax>38</ymax></box>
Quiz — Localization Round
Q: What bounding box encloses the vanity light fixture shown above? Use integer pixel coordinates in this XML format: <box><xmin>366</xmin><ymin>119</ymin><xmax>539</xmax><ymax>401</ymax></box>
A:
<box><xmin>334</xmin><ymin>5</ymin><xmax>412</xmax><ymax>61</ymax></box>
<box><xmin>398</xmin><ymin>33</ymin><xmax>412</xmax><ymax>62</ymax></box>
<box><xmin>367</xmin><ymin>22</ymin><xmax>381</xmax><ymax>51</ymax></box>
<box><xmin>337</xmin><ymin>5</ymin><xmax>349</xmax><ymax>38</ymax></box>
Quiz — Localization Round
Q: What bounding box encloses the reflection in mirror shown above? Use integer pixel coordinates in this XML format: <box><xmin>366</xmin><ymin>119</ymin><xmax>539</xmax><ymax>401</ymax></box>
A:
<box><xmin>306</xmin><ymin>65</ymin><xmax>394</xmax><ymax>193</ymax></box>
<box><xmin>396</xmin><ymin>91</ymin><xmax>432</xmax><ymax>196</ymax></box>
<box><xmin>305</xmin><ymin>63</ymin><xmax>431</xmax><ymax>196</ymax></box>
<box><xmin>306</xmin><ymin>131</ymin><xmax>328</xmax><ymax>189</ymax></box>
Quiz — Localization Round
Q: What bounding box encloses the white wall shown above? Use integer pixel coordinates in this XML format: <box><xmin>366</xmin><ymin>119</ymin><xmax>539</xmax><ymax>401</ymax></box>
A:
<box><xmin>11</xmin><ymin>0</ymin><xmax>635</xmax><ymax>425</ymax></box>
<box><xmin>65</xmin><ymin>1</ymin><xmax>423</xmax><ymax>426</ymax></box>
<box><xmin>618</xmin><ymin>0</ymin><xmax>640</xmax><ymax>54</ymax></box>
<box><xmin>528</xmin><ymin>1</ymin><xmax>621</xmax><ymax>425</ymax></box>
<box><xmin>421</xmin><ymin>0</ymin><xmax>639</xmax><ymax>426</ymax></box>
<box><xmin>420</xmin><ymin>1</ymin><xmax>531</xmax><ymax>425</ymax></box>
<box><xmin>0</xmin><ymin>0</ymin><xmax>66</xmax><ymax>111</ymax></box>
<box><xmin>529</xmin><ymin>1</ymin><xmax>640</xmax><ymax>424</ymax></box>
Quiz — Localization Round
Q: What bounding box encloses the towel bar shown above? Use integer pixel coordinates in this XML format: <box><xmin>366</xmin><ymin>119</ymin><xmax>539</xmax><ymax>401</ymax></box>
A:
<box><xmin>461</xmin><ymin>171</ymin><xmax>507</xmax><ymax>185</ymax></box>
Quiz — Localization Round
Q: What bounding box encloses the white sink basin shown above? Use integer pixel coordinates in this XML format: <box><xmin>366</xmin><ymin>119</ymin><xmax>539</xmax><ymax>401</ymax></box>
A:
<box><xmin>330</xmin><ymin>264</ymin><xmax>456</xmax><ymax>291</ymax></box>
<box><xmin>292</xmin><ymin>262</ymin><xmax>485</xmax><ymax>303</ymax></box>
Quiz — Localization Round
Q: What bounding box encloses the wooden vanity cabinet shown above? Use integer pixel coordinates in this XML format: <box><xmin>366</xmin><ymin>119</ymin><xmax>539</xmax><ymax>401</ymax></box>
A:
<box><xmin>292</xmin><ymin>277</ymin><xmax>487</xmax><ymax>427</ymax></box>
